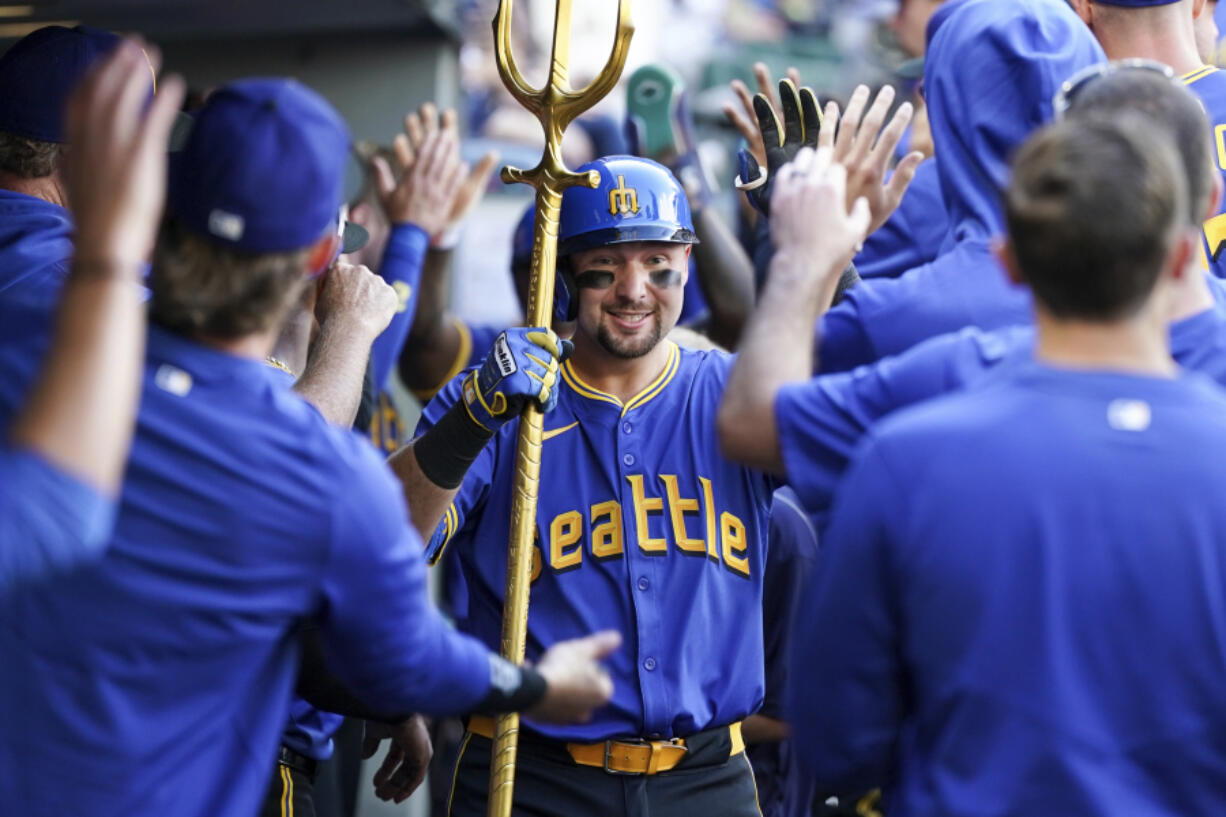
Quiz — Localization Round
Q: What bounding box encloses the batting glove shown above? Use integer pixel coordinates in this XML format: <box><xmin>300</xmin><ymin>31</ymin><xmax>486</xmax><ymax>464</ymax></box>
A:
<box><xmin>462</xmin><ymin>328</ymin><xmax>572</xmax><ymax>432</ymax></box>
<box><xmin>736</xmin><ymin>78</ymin><xmax>822</xmax><ymax>218</ymax></box>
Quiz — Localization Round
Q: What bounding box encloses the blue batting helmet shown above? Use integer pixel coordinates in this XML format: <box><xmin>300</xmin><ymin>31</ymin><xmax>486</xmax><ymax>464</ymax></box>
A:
<box><xmin>558</xmin><ymin>156</ymin><xmax>697</xmax><ymax>256</ymax></box>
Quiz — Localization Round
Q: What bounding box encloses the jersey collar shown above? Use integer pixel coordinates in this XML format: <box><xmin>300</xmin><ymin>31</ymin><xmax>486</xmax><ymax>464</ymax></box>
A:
<box><xmin>560</xmin><ymin>341</ymin><xmax>680</xmax><ymax>416</ymax></box>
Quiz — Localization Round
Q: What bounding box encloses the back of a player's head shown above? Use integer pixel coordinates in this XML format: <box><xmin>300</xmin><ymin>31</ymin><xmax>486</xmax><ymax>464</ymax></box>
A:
<box><xmin>0</xmin><ymin>25</ymin><xmax>120</xmax><ymax>179</ymax></box>
<box><xmin>1061</xmin><ymin>65</ymin><xmax>1214</xmax><ymax>223</ymax></box>
<box><xmin>1005</xmin><ymin>113</ymin><xmax>1187</xmax><ymax>321</ymax></box>
<box><xmin>151</xmin><ymin>78</ymin><xmax>350</xmax><ymax>339</ymax></box>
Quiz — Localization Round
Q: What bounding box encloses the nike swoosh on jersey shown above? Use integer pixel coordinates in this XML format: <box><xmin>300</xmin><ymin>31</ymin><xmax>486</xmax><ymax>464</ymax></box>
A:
<box><xmin>542</xmin><ymin>421</ymin><xmax>579</xmax><ymax>442</ymax></box>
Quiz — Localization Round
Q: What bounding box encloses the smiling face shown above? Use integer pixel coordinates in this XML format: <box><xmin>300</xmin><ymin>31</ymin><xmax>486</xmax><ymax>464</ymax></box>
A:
<box><xmin>568</xmin><ymin>241</ymin><xmax>691</xmax><ymax>360</ymax></box>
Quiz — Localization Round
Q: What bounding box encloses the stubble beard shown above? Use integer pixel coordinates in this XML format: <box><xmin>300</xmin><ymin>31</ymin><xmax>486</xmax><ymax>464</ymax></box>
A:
<box><xmin>595</xmin><ymin>311</ymin><xmax>664</xmax><ymax>359</ymax></box>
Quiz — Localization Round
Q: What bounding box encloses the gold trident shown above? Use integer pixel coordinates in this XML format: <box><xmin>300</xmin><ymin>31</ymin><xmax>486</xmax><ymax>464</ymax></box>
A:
<box><xmin>487</xmin><ymin>2</ymin><xmax>633</xmax><ymax>816</ymax></box>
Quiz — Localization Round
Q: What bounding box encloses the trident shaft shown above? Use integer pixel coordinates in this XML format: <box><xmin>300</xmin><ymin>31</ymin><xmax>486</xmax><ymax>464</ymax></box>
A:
<box><xmin>487</xmin><ymin>2</ymin><xmax>633</xmax><ymax>816</ymax></box>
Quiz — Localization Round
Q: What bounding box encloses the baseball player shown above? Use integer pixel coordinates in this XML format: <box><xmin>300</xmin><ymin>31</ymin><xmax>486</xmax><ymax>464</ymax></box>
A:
<box><xmin>390</xmin><ymin>155</ymin><xmax>777</xmax><ymax>816</ymax></box>
<box><xmin>721</xmin><ymin>65</ymin><xmax>1226</xmax><ymax>529</ymax></box>
<box><xmin>0</xmin><ymin>34</ymin><xmax>180</xmax><ymax>591</ymax></box>
<box><xmin>788</xmin><ymin>112</ymin><xmax>1226</xmax><ymax>817</ymax></box>
<box><xmin>814</xmin><ymin>0</ymin><xmax>1105</xmax><ymax>373</ymax></box>
<box><xmin>1068</xmin><ymin>0</ymin><xmax>1226</xmax><ymax>278</ymax></box>
<box><xmin>0</xmin><ymin>75</ymin><xmax>616</xmax><ymax>817</ymax></box>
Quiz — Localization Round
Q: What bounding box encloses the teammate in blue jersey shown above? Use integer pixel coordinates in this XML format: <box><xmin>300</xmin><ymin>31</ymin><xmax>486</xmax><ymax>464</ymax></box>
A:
<box><xmin>390</xmin><ymin>156</ymin><xmax>778</xmax><ymax>816</ymax></box>
<box><xmin>0</xmin><ymin>33</ymin><xmax>182</xmax><ymax>593</ymax></box>
<box><xmin>813</xmin><ymin>0</ymin><xmax>1105</xmax><ymax>373</ymax></box>
<box><xmin>1070</xmin><ymin>0</ymin><xmax>1226</xmax><ymax>278</ymax></box>
<box><xmin>788</xmin><ymin>111</ymin><xmax>1226</xmax><ymax>817</ymax></box>
<box><xmin>743</xmin><ymin>487</ymin><xmax>822</xmax><ymax>817</ymax></box>
<box><xmin>0</xmin><ymin>74</ymin><xmax>617</xmax><ymax>817</ymax></box>
<box><xmin>0</xmin><ymin>25</ymin><xmax>122</xmax><ymax>307</ymax></box>
<box><xmin>722</xmin><ymin>66</ymin><xmax>1226</xmax><ymax>532</ymax></box>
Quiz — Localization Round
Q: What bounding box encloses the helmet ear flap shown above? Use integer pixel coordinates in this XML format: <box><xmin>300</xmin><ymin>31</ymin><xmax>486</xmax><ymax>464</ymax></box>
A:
<box><xmin>554</xmin><ymin>262</ymin><xmax>579</xmax><ymax>324</ymax></box>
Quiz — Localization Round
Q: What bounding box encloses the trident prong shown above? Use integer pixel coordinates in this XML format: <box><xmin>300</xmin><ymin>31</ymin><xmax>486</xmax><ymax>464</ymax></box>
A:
<box><xmin>486</xmin><ymin>3</ymin><xmax>634</xmax><ymax>817</ymax></box>
<box><xmin>493</xmin><ymin>0</ymin><xmax>634</xmax><ymax>191</ymax></box>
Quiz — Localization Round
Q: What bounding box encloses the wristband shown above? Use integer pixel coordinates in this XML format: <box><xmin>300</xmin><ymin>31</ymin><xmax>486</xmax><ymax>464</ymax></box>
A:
<box><xmin>412</xmin><ymin>399</ymin><xmax>495</xmax><ymax>489</ymax></box>
<box><xmin>474</xmin><ymin>654</ymin><xmax>548</xmax><ymax>715</ymax></box>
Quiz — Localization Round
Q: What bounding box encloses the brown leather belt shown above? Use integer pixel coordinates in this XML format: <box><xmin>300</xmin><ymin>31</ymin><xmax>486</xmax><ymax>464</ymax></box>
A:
<box><xmin>467</xmin><ymin>715</ymin><xmax>744</xmax><ymax>776</ymax></box>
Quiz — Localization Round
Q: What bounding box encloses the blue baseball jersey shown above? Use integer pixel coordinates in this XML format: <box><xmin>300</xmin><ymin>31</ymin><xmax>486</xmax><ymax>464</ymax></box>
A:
<box><xmin>0</xmin><ymin>299</ymin><xmax>494</xmax><ymax>817</ymax></box>
<box><xmin>0</xmin><ymin>188</ymin><xmax>73</xmax><ymax>308</ymax></box>
<box><xmin>746</xmin><ymin>487</ymin><xmax>820</xmax><ymax>817</ymax></box>
<box><xmin>787</xmin><ymin>363</ymin><xmax>1226</xmax><ymax>815</ymax></box>
<box><xmin>418</xmin><ymin>342</ymin><xmax>777</xmax><ymax>742</ymax></box>
<box><xmin>816</xmin><ymin>243</ymin><xmax>1031</xmax><ymax>373</ymax></box>
<box><xmin>1185</xmin><ymin>66</ymin><xmax>1226</xmax><ymax>278</ymax></box>
<box><xmin>781</xmin><ymin>288</ymin><xmax>1226</xmax><ymax>526</ymax></box>
<box><xmin>0</xmin><ymin>446</ymin><xmax>115</xmax><ymax>595</ymax></box>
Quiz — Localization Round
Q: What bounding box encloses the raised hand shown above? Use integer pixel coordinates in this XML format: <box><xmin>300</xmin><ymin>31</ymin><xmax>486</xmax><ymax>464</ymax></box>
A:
<box><xmin>375</xmin><ymin>102</ymin><xmax>499</xmax><ymax>243</ymax></box>
<box><xmin>818</xmin><ymin>84</ymin><xmax>924</xmax><ymax>235</ymax></box>
<box><xmin>734</xmin><ymin>76</ymin><xmax>822</xmax><ymax>218</ymax></box>
<box><xmin>462</xmin><ymin>328</ymin><xmax>572</xmax><ymax>433</ymax></box>
<box><xmin>722</xmin><ymin>61</ymin><xmax>802</xmax><ymax>171</ymax></box>
<box><xmin>770</xmin><ymin>146</ymin><xmax>872</xmax><ymax>273</ymax></box>
<box><xmin>527</xmin><ymin>630</ymin><xmax>621</xmax><ymax>724</ymax></box>
<box><xmin>315</xmin><ymin>261</ymin><xmax>400</xmax><ymax>341</ymax></box>
<box><xmin>65</xmin><ymin>38</ymin><xmax>185</xmax><ymax>269</ymax></box>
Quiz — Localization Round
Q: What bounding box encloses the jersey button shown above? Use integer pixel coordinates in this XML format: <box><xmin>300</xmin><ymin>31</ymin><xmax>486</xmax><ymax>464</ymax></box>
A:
<box><xmin>643</xmin><ymin>657</ymin><xmax>657</xmax><ymax>671</ymax></box>
<box><xmin>622</xmin><ymin>453</ymin><xmax>635</xmax><ymax>466</ymax></box>
<box><xmin>637</xmin><ymin>576</ymin><xmax>649</xmax><ymax>591</ymax></box>
<box><xmin>622</xmin><ymin>422</ymin><xmax>632</xmax><ymax>434</ymax></box>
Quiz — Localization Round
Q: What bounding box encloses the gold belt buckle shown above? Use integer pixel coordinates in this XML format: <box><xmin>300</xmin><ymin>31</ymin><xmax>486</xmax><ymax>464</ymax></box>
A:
<box><xmin>601</xmin><ymin>737</ymin><xmax>687</xmax><ymax>775</ymax></box>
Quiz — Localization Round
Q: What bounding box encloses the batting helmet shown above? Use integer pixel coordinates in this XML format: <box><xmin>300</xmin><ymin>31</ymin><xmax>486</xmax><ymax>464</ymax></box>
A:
<box><xmin>558</xmin><ymin>155</ymin><xmax>697</xmax><ymax>256</ymax></box>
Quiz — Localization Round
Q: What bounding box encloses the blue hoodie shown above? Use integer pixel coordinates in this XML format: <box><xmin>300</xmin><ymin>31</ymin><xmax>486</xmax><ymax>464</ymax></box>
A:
<box><xmin>853</xmin><ymin>159</ymin><xmax>949</xmax><ymax>280</ymax></box>
<box><xmin>0</xmin><ymin>188</ymin><xmax>73</xmax><ymax>307</ymax></box>
<box><xmin>815</xmin><ymin>0</ymin><xmax>1105</xmax><ymax>373</ymax></box>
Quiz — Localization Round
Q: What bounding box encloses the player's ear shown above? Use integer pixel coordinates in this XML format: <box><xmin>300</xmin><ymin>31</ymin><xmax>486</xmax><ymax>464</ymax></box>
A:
<box><xmin>1067</xmin><ymin>0</ymin><xmax>1092</xmax><ymax>25</ymax></box>
<box><xmin>1206</xmin><ymin>174</ymin><xmax>1223</xmax><ymax>224</ymax></box>
<box><xmin>1192</xmin><ymin>0</ymin><xmax>1208</xmax><ymax>21</ymax></box>
<box><xmin>305</xmin><ymin>231</ymin><xmax>341</xmax><ymax>278</ymax></box>
<box><xmin>348</xmin><ymin>201</ymin><xmax>373</xmax><ymax>227</ymax></box>
<box><xmin>992</xmin><ymin>237</ymin><xmax>1025</xmax><ymax>287</ymax></box>
<box><xmin>1166</xmin><ymin>229</ymin><xmax>1197</xmax><ymax>282</ymax></box>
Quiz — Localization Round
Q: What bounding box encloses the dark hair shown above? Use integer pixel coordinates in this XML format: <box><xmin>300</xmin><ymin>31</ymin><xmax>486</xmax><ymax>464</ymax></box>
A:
<box><xmin>1006</xmin><ymin>113</ymin><xmax>1186</xmax><ymax>321</ymax></box>
<box><xmin>1065</xmin><ymin>69</ymin><xmax>1213</xmax><ymax>224</ymax></box>
<box><xmin>149</xmin><ymin>216</ymin><xmax>310</xmax><ymax>339</ymax></box>
<box><xmin>0</xmin><ymin>129</ymin><xmax>60</xmax><ymax>178</ymax></box>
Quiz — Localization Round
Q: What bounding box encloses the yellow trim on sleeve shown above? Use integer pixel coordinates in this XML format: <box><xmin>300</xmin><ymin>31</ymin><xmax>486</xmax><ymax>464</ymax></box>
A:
<box><xmin>413</xmin><ymin>317</ymin><xmax>474</xmax><ymax>402</ymax></box>
<box><xmin>1182</xmin><ymin>65</ymin><xmax>1217</xmax><ymax>84</ymax></box>
<box><xmin>428</xmin><ymin>504</ymin><xmax>461</xmax><ymax>567</ymax></box>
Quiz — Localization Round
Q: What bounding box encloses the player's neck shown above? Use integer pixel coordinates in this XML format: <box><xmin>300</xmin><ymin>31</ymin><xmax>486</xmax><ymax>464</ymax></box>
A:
<box><xmin>1095</xmin><ymin>20</ymin><xmax>1204</xmax><ymax>75</ymax></box>
<box><xmin>0</xmin><ymin>170</ymin><xmax>68</xmax><ymax>210</ymax></box>
<box><xmin>195</xmin><ymin>327</ymin><xmax>280</xmax><ymax>363</ymax></box>
<box><xmin>568</xmin><ymin>333</ymin><xmax>674</xmax><ymax>404</ymax></box>
<box><xmin>1169</xmin><ymin>263</ymin><xmax>1216</xmax><ymax>322</ymax></box>
<box><xmin>1033</xmin><ymin>304</ymin><xmax>1178</xmax><ymax>378</ymax></box>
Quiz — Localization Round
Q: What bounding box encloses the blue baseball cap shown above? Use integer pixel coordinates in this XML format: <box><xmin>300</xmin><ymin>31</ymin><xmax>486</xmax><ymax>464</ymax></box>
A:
<box><xmin>0</xmin><ymin>25</ymin><xmax>122</xmax><ymax>143</ymax></box>
<box><xmin>168</xmin><ymin>78</ymin><xmax>366</xmax><ymax>254</ymax></box>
